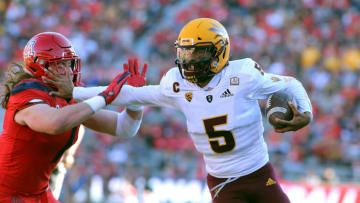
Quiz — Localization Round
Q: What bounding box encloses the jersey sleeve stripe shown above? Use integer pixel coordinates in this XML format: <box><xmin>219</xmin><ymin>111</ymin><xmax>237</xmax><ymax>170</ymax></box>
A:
<box><xmin>11</xmin><ymin>81</ymin><xmax>51</xmax><ymax>95</ymax></box>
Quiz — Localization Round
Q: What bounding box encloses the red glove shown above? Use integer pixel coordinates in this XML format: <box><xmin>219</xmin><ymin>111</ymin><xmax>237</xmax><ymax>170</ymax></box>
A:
<box><xmin>124</xmin><ymin>58</ymin><xmax>148</xmax><ymax>87</ymax></box>
<box><xmin>99</xmin><ymin>71</ymin><xmax>130</xmax><ymax>104</ymax></box>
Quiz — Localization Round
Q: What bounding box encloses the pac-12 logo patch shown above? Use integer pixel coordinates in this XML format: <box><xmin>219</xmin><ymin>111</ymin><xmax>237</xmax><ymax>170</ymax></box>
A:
<box><xmin>206</xmin><ymin>95</ymin><xmax>213</xmax><ymax>103</ymax></box>
<box><xmin>185</xmin><ymin>92</ymin><xmax>192</xmax><ymax>102</ymax></box>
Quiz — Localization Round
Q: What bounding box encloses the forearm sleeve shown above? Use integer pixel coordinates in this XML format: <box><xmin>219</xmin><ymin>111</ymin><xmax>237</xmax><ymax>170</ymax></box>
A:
<box><xmin>74</xmin><ymin>85</ymin><xmax>176</xmax><ymax>109</ymax></box>
<box><xmin>112</xmin><ymin>85</ymin><xmax>176</xmax><ymax>109</ymax></box>
<box><xmin>73</xmin><ymin>86</ymin><xmax>106</xmax><ymax>101</ymax></box>
<box><xmin>116</xmin><ymin>110</ymin><xmax>142</xmax><ymax>138</ymax></box>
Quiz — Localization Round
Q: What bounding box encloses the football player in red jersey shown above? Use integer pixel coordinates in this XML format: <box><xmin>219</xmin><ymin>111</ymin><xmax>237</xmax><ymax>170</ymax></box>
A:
<box><xmin>0</xmin><ymin>32</ymin><xmax>147</xmax><ymax>203</ymax></box>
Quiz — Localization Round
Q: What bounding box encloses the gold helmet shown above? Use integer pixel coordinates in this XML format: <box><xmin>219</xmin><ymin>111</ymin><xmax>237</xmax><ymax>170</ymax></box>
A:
<box><xmin>175</xmin><ymin>18</ymin><xmax>230</xmax><ymax>84</ymax></box>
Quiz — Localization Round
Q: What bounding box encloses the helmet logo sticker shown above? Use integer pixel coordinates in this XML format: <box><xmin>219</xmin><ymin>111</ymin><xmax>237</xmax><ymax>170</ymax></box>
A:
<box><xmin>209</xmin><ymin>23</ymin><xmax>228</xmax><ymax>38</ymax></box>
<box><xmin>185</xmin><ymin>92</ymin><xmax>193</xmax><ymax>102</ymax></box>
<box><xmin>180</xmin><ymin>38</ymin><xmax>194</xmax><ymax>46</ymax></box>
<box><xmin>24</xmin><ymin>40</ymin><xmax>36</xmax><ymax>57</ymax></box>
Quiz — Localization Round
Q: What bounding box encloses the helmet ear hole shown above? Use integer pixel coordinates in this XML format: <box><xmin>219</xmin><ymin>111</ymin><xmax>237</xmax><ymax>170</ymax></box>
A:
<box><xmin>198</xmin><ymin>37</ymin><xmax>202</xmax><ymax>40</ymax></box>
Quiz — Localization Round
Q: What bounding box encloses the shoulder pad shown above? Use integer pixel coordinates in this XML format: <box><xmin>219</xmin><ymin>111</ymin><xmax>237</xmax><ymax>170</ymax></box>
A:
<box><xmin>228</xmin><ymin>58</ymin><xmax>264</xmax><ymax>77</ymax></box>
<box><xmin>12</xmin><ymin>79</ymin><xmax>51</xmax><ymax>95</ymax></box>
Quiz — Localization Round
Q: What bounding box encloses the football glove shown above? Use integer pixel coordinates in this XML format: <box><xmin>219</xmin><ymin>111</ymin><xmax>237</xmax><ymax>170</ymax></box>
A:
<box><xmin>124</xmin><ymin>58</ymin><xmax>147</xmax><ymax>87</ymax></box>
<box><xmin>99</xmin><ymin>71</ymin><xmax>130</xmax><ymax>104</ymax></box>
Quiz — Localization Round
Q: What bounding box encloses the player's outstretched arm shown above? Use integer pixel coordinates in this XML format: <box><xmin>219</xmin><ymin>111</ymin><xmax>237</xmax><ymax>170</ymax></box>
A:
<box><xmin>45</xmin><ymin>58</ymin><xmax>148</xmax><ymax>109</ymax></box>
<box><xmin>82</xmin><ymin>59</ymin><xmax>147</xmax><ymax>138</ymax></box>
<box><xmin>15</xmin><ymin>71</ymin><xmax>130</xmax><ymax>135</ymax></box>
<box><xmin>45</xmin><ymin>58</ymin><xmax>147</xmax><ymax>137</ymax></box>
<box><xmin>81</xmin><ymin>108</ymin><xmax>142</xmax><ymax>138</ymax></box>
<box><xmin>46</xmin><ymin>58</ymin><xmax>174</xmax><ymax>109</ymax></box>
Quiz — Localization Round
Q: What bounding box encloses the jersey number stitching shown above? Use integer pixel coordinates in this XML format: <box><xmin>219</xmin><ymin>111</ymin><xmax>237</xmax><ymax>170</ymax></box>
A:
<box><xmin>203</xmin><ymin>115</ymin><xmax>235</xmax><ymax>153</ymax></box>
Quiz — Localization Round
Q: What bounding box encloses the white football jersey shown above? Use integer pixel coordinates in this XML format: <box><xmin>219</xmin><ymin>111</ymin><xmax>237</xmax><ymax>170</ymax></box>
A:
<box><xmin>74</xmin><ymin>58</ymin><xmax>312</xmax><ymax>178</ymax></box>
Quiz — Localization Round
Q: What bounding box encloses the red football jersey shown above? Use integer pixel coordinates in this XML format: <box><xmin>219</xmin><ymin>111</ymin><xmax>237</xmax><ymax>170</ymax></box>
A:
<box><xmin>0</xmin><ymin>78</ymin><xmax>79</xmax><ymax>195</ymax></box>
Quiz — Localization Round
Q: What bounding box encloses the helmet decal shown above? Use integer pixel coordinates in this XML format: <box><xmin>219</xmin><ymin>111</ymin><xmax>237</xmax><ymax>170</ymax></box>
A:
<box><xmin>209</xmin><ymin>22</ymin><xmax>228</xmax><ymax>38</ymax></box>
<box><xmin>23</xmin><ymin>40</ymin><xmax>36</xmax><ymax>58</ymax></box>
<box><xmin>180</xmin><ymin>38</ymin><xmax>194</xmax><ymax>46</ymax></box>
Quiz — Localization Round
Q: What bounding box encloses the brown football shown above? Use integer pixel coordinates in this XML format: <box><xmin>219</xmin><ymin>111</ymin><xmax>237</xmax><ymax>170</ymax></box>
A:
<box><xmin>265</xmin><ymin>91</ymin><xmax>296</xmax><ymax>129</ymax></box>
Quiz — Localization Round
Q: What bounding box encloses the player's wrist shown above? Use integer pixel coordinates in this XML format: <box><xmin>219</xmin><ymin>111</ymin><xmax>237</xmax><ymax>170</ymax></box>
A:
<box><xmin>302</xmin><ymin>111</ymin><xmax>312</xmax><ymax>124</ymax></box>
<box><xmin>66</xmin><ymin>86</ymin><xmax>74</xmax><ymax>99</ymax></box>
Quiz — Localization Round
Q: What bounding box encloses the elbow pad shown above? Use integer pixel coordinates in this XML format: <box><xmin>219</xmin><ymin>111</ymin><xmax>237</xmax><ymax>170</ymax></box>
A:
<box><xmin>116</xmin><ymin>111</ymin><xmax>142</xmax><ymax>138</ymax></box>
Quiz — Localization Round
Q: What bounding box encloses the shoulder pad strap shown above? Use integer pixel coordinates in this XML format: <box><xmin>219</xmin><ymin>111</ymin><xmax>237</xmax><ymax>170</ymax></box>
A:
<box><xmin>11</xmin><ymin>80</ymin><xmax>51</xmax><ymax>95</ymax></box>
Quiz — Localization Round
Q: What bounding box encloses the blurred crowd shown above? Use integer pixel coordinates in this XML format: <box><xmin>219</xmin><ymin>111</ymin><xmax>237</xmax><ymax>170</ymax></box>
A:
<box><xmin>1</xmin><ymin>0</ymin><xmax>360</xmax><ymax>202</ymax></box>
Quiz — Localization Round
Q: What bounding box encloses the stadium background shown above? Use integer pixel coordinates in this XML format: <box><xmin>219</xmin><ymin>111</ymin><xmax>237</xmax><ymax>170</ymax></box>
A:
<box><xmin>0</xmin><ymin>0</ymin><xmax>360</xmax><ymax>202</ymax></box>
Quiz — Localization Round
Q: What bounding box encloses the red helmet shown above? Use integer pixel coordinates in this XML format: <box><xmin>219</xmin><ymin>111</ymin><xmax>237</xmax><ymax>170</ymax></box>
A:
<box><xmin>23</xmin><ymin>32</ymin><xmax>81</xmax><ymax>86</ymax></box>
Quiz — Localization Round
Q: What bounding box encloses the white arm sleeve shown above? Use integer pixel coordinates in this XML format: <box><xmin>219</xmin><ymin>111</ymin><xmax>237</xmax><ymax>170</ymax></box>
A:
<box><xmin>115</xmin><ymin>110</ymin><xmax>142</xmax><ymax>138</ymax></box>
<box><xmin>112</xmin><ymin>85</ymin><xmax>176</xmax><ymax>109</ymax></box>
<box><xmin>73</xmin><ymin>86</ymin><xmax>106</xmax><ymax>101</ymax></box>
<box><xmin>74</xmin><ymin>85</ymin><xmax>177</xmax><ymax>109</ymax></box>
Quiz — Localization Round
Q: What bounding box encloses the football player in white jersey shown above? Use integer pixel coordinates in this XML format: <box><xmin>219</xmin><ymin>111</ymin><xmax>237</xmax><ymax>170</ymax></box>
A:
<box><xmin>52</xmin><ymin>18</ymin><xmax>312</xmax><ymax>203</ymax></box>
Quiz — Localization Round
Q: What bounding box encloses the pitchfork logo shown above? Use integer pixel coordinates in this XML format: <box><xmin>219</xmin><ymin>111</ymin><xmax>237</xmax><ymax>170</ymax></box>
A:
<box><xmin>185</xmin><ymin>92</ymin><xmax>192</xmax><ymax>102</ymax></box>
<box><xmin>209</xmin><ymin>23</ymin><xmax>228</xmax><ymax>38</ymax></box>
<box><xmin>24</xmin><ymin>40</ymin><xmax>36</xmax><ymax>57</ymax></box>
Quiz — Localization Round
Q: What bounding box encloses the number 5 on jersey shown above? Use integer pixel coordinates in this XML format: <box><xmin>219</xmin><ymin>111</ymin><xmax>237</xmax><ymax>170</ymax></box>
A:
<box><xmin>203</xmin><ymin>115</ymin><xmax>236</xmax><ymax>153</ymax></box>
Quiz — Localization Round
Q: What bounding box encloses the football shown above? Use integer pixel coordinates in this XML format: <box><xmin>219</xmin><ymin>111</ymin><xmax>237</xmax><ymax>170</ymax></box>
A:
<box><xmin>265</xmin><ymin>91</ymin><xmax>296</xmax><ymax>129</ymax></box>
